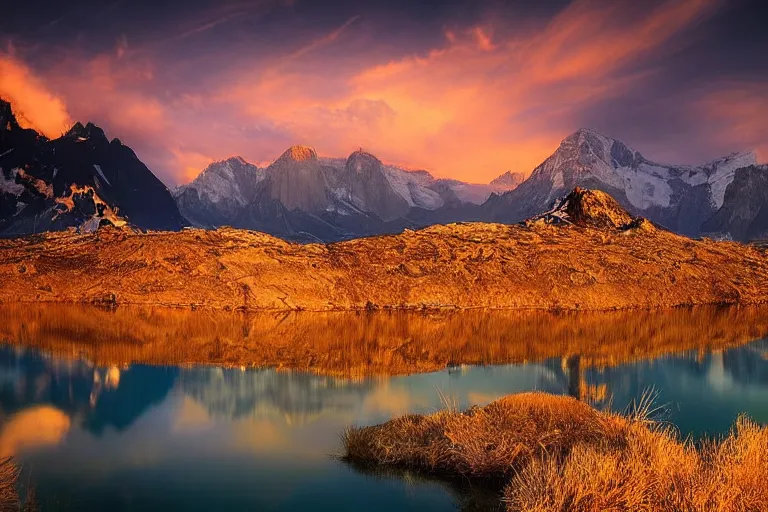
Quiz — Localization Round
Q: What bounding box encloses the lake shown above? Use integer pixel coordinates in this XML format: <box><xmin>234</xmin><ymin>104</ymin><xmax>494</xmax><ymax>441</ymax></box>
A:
<box><xmin>1</xmin><ymin>305</ymin><xmax>767</xmax><ymax>511</ymax></box>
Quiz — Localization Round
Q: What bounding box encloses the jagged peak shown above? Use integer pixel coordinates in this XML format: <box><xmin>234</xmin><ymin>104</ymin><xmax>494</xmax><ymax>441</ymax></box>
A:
<box><xmin>188</xmin><ymin>156</ymin><xmax>258</xmax><ymax>185</ymax></box>
<box><xmin>65</xmin><ymin>121</ymin><xmax>108</xmax><ymax>143</ymax></box>
<box><xmin>207</xmin><ymin>155</ymin><xmax>250</xmax><ymax>168</ymax></box>
<box><xmin>490</xmin><ymin>170</ymin><xmax>525</xmax><ymax>188</ymax></box>
<box><xmin>558</xmin><ymin>128</ymin><xmax>626</xmax><ymax>155</ymax></box>
<box><xmin>66</xmin><ymin>121</ymin><xmax>86</xmax><ymax>135</ymax></box>
<box><xmin>548</xmin><ymin>127</ymin><xmax>648</xmax><ymax>170</ymax></box>
<box><xmin>529</xmin><ymin>187</ymin><xmax>646</xmax><ymax>231</ymax></box>
<box><xmin>226</xmin><ymin>155</ymin><xmax>249</xmax><ymax>165</ymax></box>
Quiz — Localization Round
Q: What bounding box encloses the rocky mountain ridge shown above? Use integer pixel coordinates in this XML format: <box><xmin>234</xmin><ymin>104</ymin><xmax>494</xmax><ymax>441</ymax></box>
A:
<box><xmin>4</xmin><ymin>94</ymin><xmax>766</xmax><ymax>243</ymax></box>
<box><xmin>0</xmin><ymin>98</ymin><xmax>185</xmax><ymax>235</ymax></box>
<box><xmin>483</xmin><ymin>128</ymin><xmax>762</xmax><ymax>239</ymax></box>
<box><xmin>175</xmin><ymin>145</ymin><xmax>520</xmax><ymax>241</ymax></box>
<box><xmin>175</xmin><ymin>128</ymin><xmax>766</xmax><ymax>242</ymax></box>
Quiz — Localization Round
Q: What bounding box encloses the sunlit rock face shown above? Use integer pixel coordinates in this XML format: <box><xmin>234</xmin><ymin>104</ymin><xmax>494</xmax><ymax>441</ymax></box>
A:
<box><xmin>281</xmin><ymin>145</ymin><xmax>317</xmax><ymax>163</ymax></box>
<box><xmin>173</xmin><ymin>128</ymin><xmax>765</xmax><ymax>243</ymax></box>
<box><xmin>174</xmin><ymin>157</ymin><xmax>266</xmax><ymax>227</ymax></box>
<box><xmin>528</xmin><ymin>188</ymin><xmax>639</xmax><ymax>230</ymax></box>
<box><xmin>262</xmin><ymin>145</ymin><xmax>332</xmax><ymax>213</ymax></box>
<box><xmin>176</xmin><ymin>145</ymin><xmax>491</xmax><ymax>242</ymax></box>
<box><xmin>489</xmin><ymin>171</ymin><xmax>525</xmax><ymax>192</ymax></box>
<box><xmin>0</xmin><ymin>99</ymin><xmax>186</xmax><ymax>235</ymax></box>
<box><xmin>483</xmin><ymin>128</ymin><xmax>761</xmax><ymax>239</ymax></box>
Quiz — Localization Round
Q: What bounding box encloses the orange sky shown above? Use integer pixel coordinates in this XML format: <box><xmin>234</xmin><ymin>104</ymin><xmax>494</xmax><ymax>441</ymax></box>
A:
<box><xmin>0</xmin><ymin>0</ymin><xmax>765</xmax><ymax>185</ymax></box>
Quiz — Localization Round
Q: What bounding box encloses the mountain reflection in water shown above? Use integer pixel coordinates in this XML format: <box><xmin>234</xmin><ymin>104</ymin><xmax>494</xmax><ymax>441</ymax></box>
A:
<box><xmin>0</xmin><ymin>305</ymin><xmax>767</xmax><ymax>511</ymax></box>
<box><xmin>2</xmin><ymin>304</ymin><xmax>768</xmax><ymax>376</ymax></box>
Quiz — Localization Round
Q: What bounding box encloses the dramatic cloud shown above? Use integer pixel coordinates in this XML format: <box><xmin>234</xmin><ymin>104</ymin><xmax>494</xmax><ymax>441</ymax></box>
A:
<box><xmin>0</xmin><ymin>54</ymin><xmax>72</xmax><ymax>138</ymax></box>
<box><xmin>220</xmin><ymin>0</ymin><xmax>726</xmax><ymax>180</ymax></box>
<box><xmin>1</xmin><ymin>0</ymin><xmax>764</xmax><ymax>186</ymax></box>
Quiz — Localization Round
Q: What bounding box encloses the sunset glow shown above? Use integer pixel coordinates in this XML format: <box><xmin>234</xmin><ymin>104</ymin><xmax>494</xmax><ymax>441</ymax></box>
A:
<box><xmin>1</xmin><ymin>0</ymin><xmax>765</xmax><ymax>185</ymax></box>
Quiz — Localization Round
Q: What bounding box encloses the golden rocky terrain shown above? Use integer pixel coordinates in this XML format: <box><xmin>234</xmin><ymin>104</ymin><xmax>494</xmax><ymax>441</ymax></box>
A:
<box><xmin>0</xmin><ymin>189</ymin><xmax>767</xmax><ymax>311</ymax></box>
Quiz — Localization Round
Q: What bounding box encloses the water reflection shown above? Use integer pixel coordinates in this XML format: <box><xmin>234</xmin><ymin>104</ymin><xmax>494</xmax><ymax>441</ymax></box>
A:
<box><xmin>0</xmin><ymin>306</ymin><xmax>767</xmax><ymax>510</ymax></box>
<box><xmin>2</xmin><ymin>304</ymin><xmax>768</xmax><ymax>376</ymax></box>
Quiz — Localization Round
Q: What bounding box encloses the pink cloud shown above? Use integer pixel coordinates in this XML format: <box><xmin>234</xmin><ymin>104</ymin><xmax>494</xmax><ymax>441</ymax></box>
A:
<box><xmin>0</xmin><ymin>0</ymin><xmax>739</xmax><ymax>187</ymax></box>
<box><xmin>698</xmin><ymin>82</ymin><xmax>768</xmax><ymax>163</ymax></box>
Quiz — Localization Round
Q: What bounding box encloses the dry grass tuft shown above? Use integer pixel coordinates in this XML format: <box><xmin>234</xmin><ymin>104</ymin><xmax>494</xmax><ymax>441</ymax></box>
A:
<box><xmin>343</xmin><ymin>392</ymin><xmax>629</xmax><ymax>479</ymax></box>
<box><xmin>342</xmin><ymin>392</ymin><xmax>768</xmax><ymax>512</ymax></box>
<box><xmin>0</xmin><ymin>457</ymin><xmax>20</xmax><ymax>511</ymax></box>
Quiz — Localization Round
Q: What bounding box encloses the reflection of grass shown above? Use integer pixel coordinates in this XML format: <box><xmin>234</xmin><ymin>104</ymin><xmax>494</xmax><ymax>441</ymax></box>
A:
<box><xmin>343</xmin><ymin>392</ymin><xmax>768</xmax><ymax>512</ymax></box>
<box><xmin>0</xmin><ymin>457</ymin><xmax>19</xmax><ymax>510</ymax></box>
<box><xmin>0</xmin><ymin>457</ymin><xmax>34</xmax><ymax>512</ymax></box>
<box><xmin>2</xmin><ymin>304</ymin><xmax>768</xmax><ymax>377</ymax></box>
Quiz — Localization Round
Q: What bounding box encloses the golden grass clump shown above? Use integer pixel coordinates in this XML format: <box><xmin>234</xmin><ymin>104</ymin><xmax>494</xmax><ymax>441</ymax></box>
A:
<box><xmin>0</xmin><ymin>457</ymin><xmax>20</xmax><ymax>511</ymax></box>
<box><xmin>342</xmin><ymin>392</ymin><xmax>768</xmax><ymax>512</ymax></box>
<box><xmin>343</xmin><ymin>392</ymin><xmax>628</xmax><ymax>479</ymax></box>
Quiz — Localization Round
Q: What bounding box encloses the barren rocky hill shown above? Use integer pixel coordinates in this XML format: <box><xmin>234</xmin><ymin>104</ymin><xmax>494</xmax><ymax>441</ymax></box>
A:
<box><xmin>1</xmin><ymin>189</ymin><xmax>767</xmax><ymax>311</ymax></box>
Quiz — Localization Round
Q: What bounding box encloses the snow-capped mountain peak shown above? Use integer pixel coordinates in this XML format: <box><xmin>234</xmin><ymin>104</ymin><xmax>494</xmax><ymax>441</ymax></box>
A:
<box><xmin>176</xmin><ymin>156</ymin><xmax>264</xmax><ymax>207</ymax></box>
<box><xmin>65</xmin><ymin>122</ymin><xmax>109</xmax><ymax>145</ymax></box>
<box><xmin>488</xmin><ymin>130</ymin><xmax>764</xmax><ymax>238</ymax></box>
<box><xmin>489</xmin><ymin>171</ymin><xmax>525</xmax><ymax>191</ymax></box>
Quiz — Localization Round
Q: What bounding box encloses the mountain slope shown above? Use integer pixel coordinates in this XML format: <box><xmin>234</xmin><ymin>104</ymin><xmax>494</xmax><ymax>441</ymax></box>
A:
<box><xmin>3</xmin><ymin>188</ymin><xmax>768</xmax><ymax>311</ymax></box>
<box><xmin>175</xmin><ymin>157</ymin><xmax>265</xmax><ymax>227</ymax></box>
<box><xmin>482</xmin><ymin>129</ymin><xmax>758</xmax><ymax>237</ymax></box>
<box><xmin>0</xmin><ymin>98</ymin><xmax>185</xmax><ymax>235</ymax></box>
<box><xmin>701</xmin><ymin>165</ymin><xmax>768</xmax><ymax>241</ymax></box>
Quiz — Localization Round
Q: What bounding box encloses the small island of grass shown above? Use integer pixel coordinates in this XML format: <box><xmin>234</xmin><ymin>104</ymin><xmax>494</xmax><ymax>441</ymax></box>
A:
<box><xmin>342</xmin><ymin>392</ymin><xmax>768</xmax><ymax>511</ymax></box>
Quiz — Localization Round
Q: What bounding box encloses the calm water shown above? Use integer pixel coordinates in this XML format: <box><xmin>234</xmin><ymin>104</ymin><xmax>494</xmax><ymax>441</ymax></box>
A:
<box><xmin>1</xmin><ymin>310</ymin><xmax>767</xmax><ymax>510</ymax></box>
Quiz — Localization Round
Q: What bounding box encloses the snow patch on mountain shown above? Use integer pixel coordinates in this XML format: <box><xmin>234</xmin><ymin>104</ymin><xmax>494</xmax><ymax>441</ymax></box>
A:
<box><xmin>0</xmin><ymin>168</ymin><xmax>25</xmax><ymax>196</ymax></box>
<box><xmin>531</xmin><ymin>129</ymin><xmax>758</xmax><ymax>212</ymax></box>
<box><xmin>698</xmin><ymin>152</ymin><xmax>757</xmax><ymax>209</ymax></box>
<box><xmin>382</xmin><ymin>166</ymin><xmax>444</xmax><ymax>210</ymax></box>
<box><xmin>93</xmin><ymin>164</ymin><xmax>111</xmax><ymax>186</ymax></box>
<box><xmin>614</xmin><ymin>163</ymin><xmax>674</xmax><ymax>209</ymax></box>
<box><xmin>177</xmin><ymin>157</ymin><xmax>264</xmax><ymax>206</ymax></box>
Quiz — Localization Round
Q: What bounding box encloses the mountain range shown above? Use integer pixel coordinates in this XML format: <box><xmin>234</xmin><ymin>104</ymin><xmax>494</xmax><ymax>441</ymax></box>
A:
<box><xmin>484</xmin><ymin>128</ymin><xmax>764</xmax><ymax>238</ymax></box>
<box><xmin>174</xmin><ymin>146</ymin><xmax>518</xmax><ymax>241</ymax></box>
<box><xmin>1</xmin><ymin>97</ymin><xmax>766</xmax><ymax>241</ymax></box>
